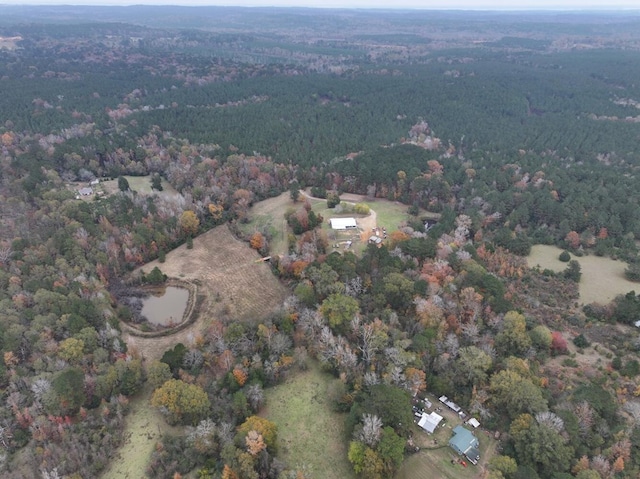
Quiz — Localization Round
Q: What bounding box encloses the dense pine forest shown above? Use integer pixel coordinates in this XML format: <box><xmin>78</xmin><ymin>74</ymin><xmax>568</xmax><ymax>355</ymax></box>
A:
<box><xmin>2</xmin><ymin>6</ymin><xmax>640</xmax><ymax>479</ymax></box>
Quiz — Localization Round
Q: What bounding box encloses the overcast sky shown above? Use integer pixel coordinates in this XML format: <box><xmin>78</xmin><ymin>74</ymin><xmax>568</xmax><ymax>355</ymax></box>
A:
<box><xmin>1</xmin><ymin>0</ymin><xmax>639</xmax><ymax>10</ymax></box>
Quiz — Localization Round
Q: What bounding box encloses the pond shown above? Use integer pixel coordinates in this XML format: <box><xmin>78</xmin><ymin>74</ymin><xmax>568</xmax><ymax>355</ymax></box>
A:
<box><xmin>140</xmin><ymin>286</ymin><xmax>189</xmax><ymax>326</ymax></box>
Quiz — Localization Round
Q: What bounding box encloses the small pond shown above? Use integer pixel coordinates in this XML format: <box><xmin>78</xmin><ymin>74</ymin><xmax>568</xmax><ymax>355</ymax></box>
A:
<box><xmin>140</xmin><ymin>286</ymin><xmax>189</xmax><ymax>326</ymax></box>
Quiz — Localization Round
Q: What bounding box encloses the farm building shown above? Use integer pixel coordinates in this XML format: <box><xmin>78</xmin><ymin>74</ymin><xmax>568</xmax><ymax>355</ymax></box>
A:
<box><xmin>449</xmin><ymin>425</ymin><xmax>480</xmax><ymax>465</ymax></box>
<box><xmin>467</xmin><ymin>417</ymin><xmax>480</xmax><ymax>428</ymax></box>
<box><xmin>329</xmin><ymin>217</ymin><xmax>357</xmax><ymax>230</ymax></box>
<box><xmin>368</xmin><ymin>235</ymin><xmax>383</xmax><ymax>246</ymax></box>
<box><xmin>417</xmin><ymin>411</ymin><xmax>443</xmax><ymax>434</ymax></box>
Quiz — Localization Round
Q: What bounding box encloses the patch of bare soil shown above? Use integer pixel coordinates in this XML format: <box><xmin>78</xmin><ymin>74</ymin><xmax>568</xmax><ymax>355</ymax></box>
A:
<box><xmin>122</xmin><ymin>225</ymin><xmax>289</xmax><ymax>362</ymax></box>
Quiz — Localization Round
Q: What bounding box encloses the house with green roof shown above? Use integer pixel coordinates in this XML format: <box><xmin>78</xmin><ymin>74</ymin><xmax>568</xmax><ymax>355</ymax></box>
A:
<box><xmin>449</xmin><ymin>425</ymin><xmax>480</xmax><ymax>465</ymax></box>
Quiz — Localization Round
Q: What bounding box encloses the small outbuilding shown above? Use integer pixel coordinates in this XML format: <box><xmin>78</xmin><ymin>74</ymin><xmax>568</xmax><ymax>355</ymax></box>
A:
<box><xmin>417</xmin><ymin>411</ymin><xmax>443</xmax><ymax>434</ymax></box>
<box><xmin>368</xmin><ymin>235</ymin><xmax>383</xmax><ymax>246</ymax></box>
<box><xmin>449</xmin><ymin>425</ymin><xmax>480</xmax><ymax>465</ymax></box>
<box><xmin>467</xmin><ymin>418</ymin><xmax>480</xmax><ymax>429</ymax></box>
<box><xmin>330</xmin><ymin>217</ymin><xmax>357</xmax><ymax>230</ymax></box>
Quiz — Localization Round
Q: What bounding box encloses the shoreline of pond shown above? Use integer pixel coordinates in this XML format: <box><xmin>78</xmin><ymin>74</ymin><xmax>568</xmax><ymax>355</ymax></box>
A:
<box><xmin>121</xmin><ymin>278</ymin><xmax>201</xmax><ymax>338</ymax></box>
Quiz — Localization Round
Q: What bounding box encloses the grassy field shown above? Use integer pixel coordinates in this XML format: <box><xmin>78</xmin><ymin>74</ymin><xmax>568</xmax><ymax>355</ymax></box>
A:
<box><xmin>528</xmin><ymin>245</ymin><xmax>634</xmax><ymax>304</ymax></box>
<box><xmin>263</xmin><ymin>363</ymin><xmax>354</xmax><ymax>479</ymax></box>
<box><xmin>101</xmin><ymin>175</ymin><xmax>181</xmax><ymax>200</ymax></box>
<box><xmin>240</xmin><ymin>192</ymin><xmax>293</xmax><ymax>256</ymax></box>
<box><xmin>100</xmin><ymin>385</ymin><xmax>184</xmax><ymax>479</ymax></box>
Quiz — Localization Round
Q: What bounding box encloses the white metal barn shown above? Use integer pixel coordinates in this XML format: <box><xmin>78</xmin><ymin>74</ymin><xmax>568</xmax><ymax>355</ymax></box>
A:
<box><xmin>329</xmin><ymin>218</ymin><xmax>357</xmax><ymax>230</ymax></box>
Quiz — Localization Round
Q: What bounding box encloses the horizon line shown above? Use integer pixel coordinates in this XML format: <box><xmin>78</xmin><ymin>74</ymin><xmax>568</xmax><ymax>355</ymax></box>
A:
<box><xmin>1</xmin><ymin>4</ymin><xmax>640</xmax><ymax>11</ymax></box>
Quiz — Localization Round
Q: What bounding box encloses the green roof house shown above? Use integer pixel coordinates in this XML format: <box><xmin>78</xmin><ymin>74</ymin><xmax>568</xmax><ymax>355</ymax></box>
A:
<box><xmin>449</xmin><ymin>425</ymin><xmax>480</xmax><ymax>465</ymax></box>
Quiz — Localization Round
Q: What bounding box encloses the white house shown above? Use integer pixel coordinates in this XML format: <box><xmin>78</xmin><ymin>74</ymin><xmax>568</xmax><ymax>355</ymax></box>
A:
<box><xmin>417</xmin><ymin>411</ymin><xmax>443</xmax><ymax>434</ymax></box>
<box><xmin>329</xmin><ymin>217</ymin><xmax>357</xmax><ymax>230</ymax></box>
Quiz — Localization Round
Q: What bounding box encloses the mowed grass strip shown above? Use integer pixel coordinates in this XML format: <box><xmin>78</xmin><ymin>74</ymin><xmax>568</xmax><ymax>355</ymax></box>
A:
<box><xmin>264</xmin><ymin>363</ymin><xmax>354</xmax><ymax>479</ymax></box>
<box><xmin>528</xmin><ymin>245</ymin><xmax>634</xmax><ymax>304</ymax></box>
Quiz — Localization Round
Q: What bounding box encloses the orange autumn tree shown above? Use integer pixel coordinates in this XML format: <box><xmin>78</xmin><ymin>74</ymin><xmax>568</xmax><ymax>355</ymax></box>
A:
<box><xmin>405</xmin><ymin>367</ymin><xmax>427</xmax><ymax>396</ymax></box>
<box><xmin>221</xmin><ymin>465</ymin><xmax>239</xmax><ymax>479</ymax></box>
<box><xmin>565</xmin><ymin>230</ymin><xmax>581</xmax><ymax>250</ymax></box>
<box><xmin>250</xmin><ymin>232</ymin><xmax>265</xmax><ymax>251</ymax></box>
<box><xmin>245</xmin><ymin>430</ymin><xmax>266</xmax><ymax>456</ymax></box>
<box><xmin>232</xmin><ymin>366</ymin><xmax>248</xmax><ymax>386</ymax></box>
<box><xmin>613</xmin><ymin>456</ymin><xmax>625</xmax><ymax>473</ymax></box>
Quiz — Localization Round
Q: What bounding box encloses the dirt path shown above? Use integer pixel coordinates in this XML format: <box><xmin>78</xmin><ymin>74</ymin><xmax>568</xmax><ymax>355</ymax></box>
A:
<box><xmin>474</xmin><ymin>431</ymin><xmax>498</xmax><ymax>479</ymax></box>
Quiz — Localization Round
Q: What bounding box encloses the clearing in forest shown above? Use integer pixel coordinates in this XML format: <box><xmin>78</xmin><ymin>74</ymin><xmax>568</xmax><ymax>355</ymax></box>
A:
<box><xmin>240</xmin><ymin>192</ymin><xmax>293</xmax><ymax>256</ymax></box>
<box><xmin>397</xmin><ymin>394</ymin><xmax>497</xmax><ymax>479</ymax></box>
<box><xmin>122</xmin><ymin>225</ymin><xmax>289</xmax><ymax>364</ymax></box>
<box><xmin>100</xmin><ymin>384</ymin><xmax>183</xmax><ymax>479</ymax></box>
<box><xmin>263</xmin><ymin>362</ymin><xmax>354</xmax><ymax>479</ymax></box>
<box><xmin>101</xmin><ymin>175</ymin><xmax>182</xmax><ymax>200</ymax></box>
<box><xmin>527</xmin><ymin>245</ymin><xmax>634</xmax><ymax>305</ymax></box>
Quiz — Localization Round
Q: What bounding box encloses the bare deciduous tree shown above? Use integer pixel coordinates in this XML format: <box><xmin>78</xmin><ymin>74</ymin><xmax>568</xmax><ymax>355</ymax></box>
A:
<box><xmin>246</xmin><ymin>383</ymin><xmax>265</xmax><ymax>411</ymax></box>
<box><xmin>574</xmin><ymin>400</ymin><xmax>595</xmax><ymax>436</ymax></box>
<box><xmin>357</xmin><ymin>414</ymin><xmax>383</xmax><ymax>447</ymax></box>
<box><xmin>535</xmin><ymin>411</ymin><xmax>564</xmax><ymax>433</ymax></box>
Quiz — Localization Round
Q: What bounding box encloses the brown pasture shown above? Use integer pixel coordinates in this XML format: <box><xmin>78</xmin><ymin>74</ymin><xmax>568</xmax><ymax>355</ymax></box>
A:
<box><xmin>123</xmin><ymin>225</ymin><xmax>289</xmax><ymax>362</ymax></box>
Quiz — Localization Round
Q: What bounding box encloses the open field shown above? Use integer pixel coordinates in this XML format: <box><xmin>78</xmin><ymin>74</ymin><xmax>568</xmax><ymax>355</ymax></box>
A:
<box><xmin>528</xmin><ymin>245</ymin><xmax>634</xmax><ymax>304</ymax></box>
<box><xmin>101</xmin><ymin>175</ymin><xmax>182</xmax><ymax>201</ymax></box>
<box><xmin>100</xmin><ymin>384</ymin><xmax>184</xmax><ymax>479</ymax></box>
<box><xmin>263</xmin><ymin>363</ymin><xmax>354</xmax><ymax>479</ymax></box>
<box><xmin>124</xmin><ymin>225</ymin><xmax>290</xmax><ymax>362</ymax></box>
<box><xmin>240</xmin><ymin>192</ymin><xmax>293</xmax><ymax>256</ymax></box>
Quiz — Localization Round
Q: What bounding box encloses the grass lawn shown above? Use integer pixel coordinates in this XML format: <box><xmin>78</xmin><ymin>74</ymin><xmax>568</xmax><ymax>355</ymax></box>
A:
<box><xmin>101</xmin><ymin>175</ymin><xmax>181</xmax><ymax>201</ymax></box>
<box><xmin>100</xmin><ymin>384</ymin><xmax>184</xmax><ymax>479</ymax></box>
<box><xmin>241</xmin><ymin>192</ymin><xmax>294</xmax><ymax>256</ymax></box>
<box><xmin>263</xmin><ymin>362</ymin><xmax>354</xmax><ymax>479</ymax></box>
<box><xmin>528</xmin><ymin>245</ymin><xmax>635</xmax><ymax>304</ymax></box>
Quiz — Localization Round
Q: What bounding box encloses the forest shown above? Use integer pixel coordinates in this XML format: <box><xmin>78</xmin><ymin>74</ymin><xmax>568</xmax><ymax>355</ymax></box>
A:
<box><xmin>2</xmin><ymin>5</ymin><xmax>640</xmax><ymax>479</ymax></box>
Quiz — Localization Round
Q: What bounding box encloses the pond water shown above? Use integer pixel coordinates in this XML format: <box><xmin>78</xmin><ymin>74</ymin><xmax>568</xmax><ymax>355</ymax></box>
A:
<box><xmin>140</xmin><ymin>286</ymin><xmax>189</xmax><ymax>326</ymax></box>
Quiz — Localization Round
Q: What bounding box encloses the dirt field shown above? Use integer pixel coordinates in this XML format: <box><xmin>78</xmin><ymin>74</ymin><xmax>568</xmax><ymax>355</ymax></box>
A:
<box><xmin>123</xmin><ymin>225</ymin><xmax>290</xmax><ymax>362</ymax></box>
<box><xmin>263</xmin><ymin>363</ymin><xmax>354</xmax><ymax>479</ymax></box>
<box><xmin>528</xmin><ymin>245</ymin><xmax>634</xmax><ymax>305</ymax></box>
